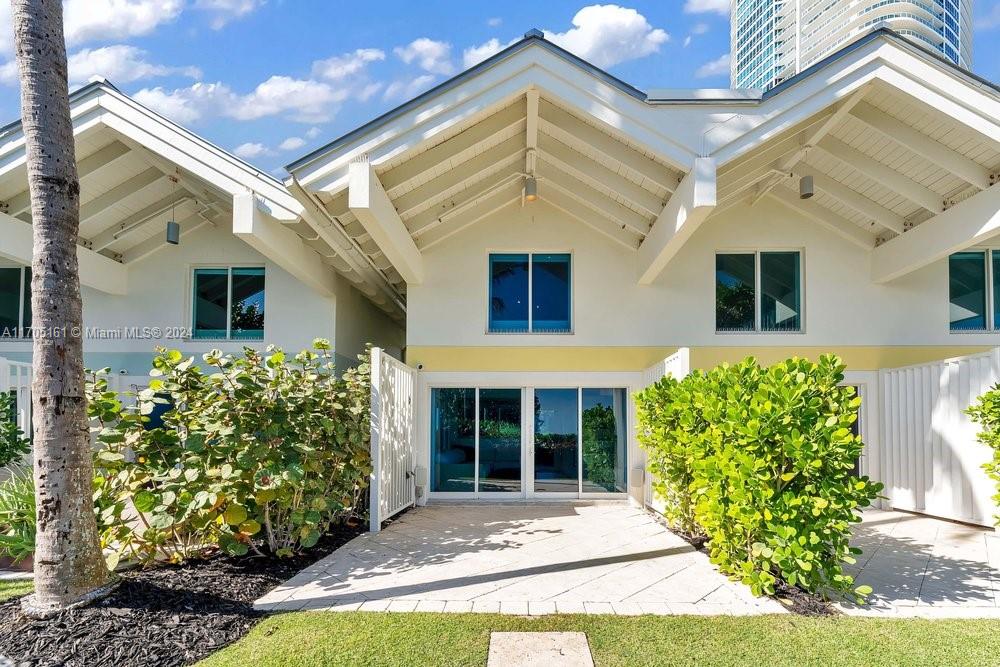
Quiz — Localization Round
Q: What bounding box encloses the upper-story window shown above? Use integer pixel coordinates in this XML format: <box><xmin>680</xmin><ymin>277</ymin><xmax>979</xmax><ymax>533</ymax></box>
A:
<box><xmin>716</xmin><ymin>250</ymin><xmax>802</xmax><ymax>333</ymax></box>
<box><xmin>949</xmin><ymin>250</ymin><xmax>999</xmax><ymax>332</ymax></box>
<box><xmin>0</xmin><ymin>266</ymin><xmax>31</xmax><ymax>339</ymax></box>
<box><xmin>488</xmin><ymin>253</ymin><xmax>571</xmax><ymax>333</ymax></box>
<box><xmin>192</xmin><ymin>267</ymin><xmax>265</xmax><ymax>340</ymax></box>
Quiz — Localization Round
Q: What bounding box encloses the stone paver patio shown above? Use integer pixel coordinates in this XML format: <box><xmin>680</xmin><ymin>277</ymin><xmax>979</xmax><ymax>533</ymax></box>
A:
<box><xmin>255</xmin><ymin>502</ymin><xmax>1000</xmax><ymax>617</ymax></box>
<box><xmin>255</xmin><ymin>502</ymin><xmax>785</xmax><ymax>615</ymax></box>
<box><xmin>838</xmin><ymin>508</ymin><xmax>1000</xmax><ymax>618</ymax></box>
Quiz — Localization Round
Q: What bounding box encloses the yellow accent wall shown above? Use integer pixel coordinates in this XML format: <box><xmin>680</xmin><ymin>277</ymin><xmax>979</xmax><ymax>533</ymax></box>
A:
<box><xmin>406</xmin><ymin>346</ymin><xmax>994</xmax><ymax>372</ymax></box>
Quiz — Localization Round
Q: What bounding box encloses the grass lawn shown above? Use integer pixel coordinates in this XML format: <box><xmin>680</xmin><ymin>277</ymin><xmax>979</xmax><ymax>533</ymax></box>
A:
<box><xmin>200</xmin><ymin>611</ymin><xmax>1000</xmax><ymax>667</ymax></box>
<box><xmin>0</xmin><ymin>579</ymin><xmax>32</xmax><ymax>602</ymax></box>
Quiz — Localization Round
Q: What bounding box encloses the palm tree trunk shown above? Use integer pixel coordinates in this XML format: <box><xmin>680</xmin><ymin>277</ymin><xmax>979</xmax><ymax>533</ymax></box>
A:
<box><xmin>10</xmin><ymin>0</ymin><xmax>113</xmax><ymax>617</ymax></box>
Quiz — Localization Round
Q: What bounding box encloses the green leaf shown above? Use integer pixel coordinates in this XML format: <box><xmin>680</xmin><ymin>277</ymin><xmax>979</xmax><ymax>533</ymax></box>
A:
<box><xmin>133</xmin><ymin>491</ymin><xmax>157</xmax><ymax>513</ymax></box>
<box><xmin>224</xmin><ymin>504</ymin><xmax>248</xmax><ymax>526</ymax></box>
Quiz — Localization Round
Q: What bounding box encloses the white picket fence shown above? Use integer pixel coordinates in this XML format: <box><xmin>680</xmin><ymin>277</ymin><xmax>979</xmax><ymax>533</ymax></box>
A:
<box><xmin>640</xmin><ymin>348</ymin><xmax>690</xmax><ymax>512</ymax></box>
<box><xmin>0</xmin><ymin>356</ymin><xmax>32</xmax><ymax>435</ymax></box>
<box><xmin>878</xmin><ymin>348</ymin><xmax>1000</xmax><ymax>526</ymax></box>
<box><xmin>369</xmin><ymin>347</ymin><xmax>417</xmax><ymax>533</ymax></box>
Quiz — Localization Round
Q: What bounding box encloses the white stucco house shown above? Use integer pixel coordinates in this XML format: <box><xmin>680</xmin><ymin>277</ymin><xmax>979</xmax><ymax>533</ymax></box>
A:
<box><xmin>2</xmin><ymin>28</ymin><xmax>999</xmax><ymax>530</ymax></box>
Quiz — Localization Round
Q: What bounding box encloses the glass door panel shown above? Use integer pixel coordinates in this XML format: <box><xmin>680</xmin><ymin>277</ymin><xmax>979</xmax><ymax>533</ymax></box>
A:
<box><xmin>478</xmin><ymin>389</ymin><xmax>522</xmax><ymax>492</ymax></box>
<box><xmin>430</xmin><ymin>388</ymin><xmax>476</xmax><ymax>492</ymax></box>
<box><xmin>533</xmin><ymin>388</ymin><xmax>579</xmax><ymax>493</ymax></box>
<box><xmin>581</xmin><ymin>388</ymin><xmax>628</xmax><ymax>493</ymax></box>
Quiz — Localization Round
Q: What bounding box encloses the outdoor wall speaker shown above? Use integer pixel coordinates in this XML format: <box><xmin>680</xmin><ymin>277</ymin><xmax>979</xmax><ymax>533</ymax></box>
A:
<box><xmin>165</xmin><ymin>220</ymin><xmax>180</xmax><ymax>245</ymax></box>
<box><xmin>414</xmin><ymin>466</ymin><xmax>428</xmax><ymax>487</ymax></box>
<box><xmin>799</xmin><ymin>174</ymin><xmax>814</xmax><ymax>199</ymax></box>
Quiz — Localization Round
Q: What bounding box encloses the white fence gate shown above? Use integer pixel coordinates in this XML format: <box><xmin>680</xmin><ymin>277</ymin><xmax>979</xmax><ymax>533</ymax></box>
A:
<box><xmin>369</xmin><ymin>347</ymin><xmax>417</xmax><ymax>532</ymax></box>
<box><xmin>0</xmin><ymin>356</ymin><xmax>32</xmax><ymax>435</ymax></box>
<box><xmin>878</xmin><ymin>348</ymin><xmax>1000</xmax><ymax>526</ymax></box>
<box><xmin>640</xmin><ymin>348</ymin><xmax>690</xmax><ymax>512</ymax></box>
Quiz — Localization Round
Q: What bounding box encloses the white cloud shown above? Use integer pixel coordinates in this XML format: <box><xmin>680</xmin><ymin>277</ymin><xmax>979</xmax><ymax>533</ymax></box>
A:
<box><xmin>684</xmin><ymin>0</ymin><xmax>730</xmax><ymax>16</ymax></box>
<box><xmin>133</xmin><ymin>82</ymin><xmax>231</xmax><ymax>124</ymax></box>
<box><xmin>65</xmin><ymin>45</ymin><xmax>201</xmax><ymax>87</ymax></box>
<box><xmin>1</xmin><ymin>0</ymin><xmax>184</xmax><ymax>55</ymax></box>
<box><xmin>544</xmin><ymin>4</ymin><xmax>669</xmax><ymax>68</ymax></box>
<box><xmin>64</xmin><ymin>0</ymin><xmax>185</xmax><ymax>46</ymax></box>
<box><xmin>975</xmin><ymin>3</ymin><xmax>1000</xmax><ymax>29</ymax></box>
<box><xmin>305</xmin><ymin>127</ymin><xmax>322</xmax><ymax>139</ymax></box>
<box><xmin>135</xmin><ymin>74</ymin><xmax>349</xmax><ymax>125</ymax></box>
<box><xmin>695</xmin><ymin>52</ymin><xmax>730</xmax><ymax>78</ymax></box>
<box><xmin>462</xmin><ymin>37</ymin><xmax>518</xmax><ymax>68</ymax></box>
<box><xmin>487</xmin><ymin>17</ymin><xmax>503</xmax><ymax>27</ymax></box>
<box><xmin>683</xmin><ymin>36</ymin><xmax>692</xmax><ymax>48</ymax></box>
<box><xmin>233</xmin><ymin>142</ymin><xmax>270</xmax><ymax>159</ymax></box>
<box><xmin>383</xmin><ymin>74</ymin><xmax>435</xmax><ymax>101</ymax></box>
<box><xmin>278</xmin><ymin>136</ymin><xmax>306</xmax><ymax>151</ymax></box>
<box><xmin>394</xmin><ymin>38</ymin><xmax>454</xmax><ymax>75</ymax></box>
<box><xmin>312</xmin><ymin>48</ymin><xmax>385</xmax><ymax>80</ymax></box>
<box><xmin>692</xmin><ymin>22</ymin><xmax>710</xmax><ymax>34</ymax></box>
<box><xmin>194</xmin><ymin>0</ymin><xmax>266</xmax><ymax>29</ymax></box>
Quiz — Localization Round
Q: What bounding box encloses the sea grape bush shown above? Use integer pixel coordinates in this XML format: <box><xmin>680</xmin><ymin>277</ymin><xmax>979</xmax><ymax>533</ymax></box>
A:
<box><xmin>0</xmin><ymin>394</ymin><xmax>30</xmax><ymax>468</ymax></box>
<box><xmin>89</xmin><ymin>340</ymin><xmax>371</xmax><ymax>566</ymax></box>
<box><xmin>636</xmin><ymin>355</ymin><xmax>881</xmax><ymax>599</ymax></box>
<box><xmin>967</xmin><ymin>384</ymin><xmax>1000</xmax><ymax>526</ymax></box>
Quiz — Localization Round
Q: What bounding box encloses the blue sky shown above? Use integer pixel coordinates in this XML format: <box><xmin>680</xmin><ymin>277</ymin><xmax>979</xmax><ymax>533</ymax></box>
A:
<box><xmin>1</xmin><ymin>1</ymin><xmax>998</xmax><ymax>174</ymax></box>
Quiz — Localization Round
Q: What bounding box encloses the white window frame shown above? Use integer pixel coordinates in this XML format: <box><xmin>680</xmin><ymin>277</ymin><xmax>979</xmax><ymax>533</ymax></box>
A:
<box><xmin>190</xmin><ymin>265</ymin><xmax>266</xmax><ymax>341</ymax></box>
<box><xmin>485</xmin><ymin>251</ymin><xmax>574</xmax><ymax>335</ymax></box>
<box><xmin>714</xmin><ymin>248</ymin><xmax>805</xmax><ymax>334</ymax></box>
<box><xmin>948</xmin><ymin>248</ymin><xmax>999</xmax><ymax>333</ymax></box>
<box><xmin>425</xmin><ymin>377</ymin><xmax>632</xmax><ymax>500</ymax></box>
<box><xmin>0</xmin><ymin>266</ymin><xmax>30</xmax><ymax>339</ymax></box>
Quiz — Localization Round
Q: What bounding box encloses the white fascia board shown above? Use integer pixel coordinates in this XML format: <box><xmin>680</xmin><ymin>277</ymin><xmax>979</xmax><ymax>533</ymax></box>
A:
<box><xmin>348</xmin><ymin>161</ymin><xmax>424</xmax><ymax>285</ymax></box>
<box><xmin>871</xmin><ymin>184</ymin><xmax>1000</xmax><ymax>283</ymax></box>
<box><xmin>0</xmin><ymin>106</ymin><xmax>104</xmax><ymax>181</ymax></box>
<box><xmin>637</xmin><ymin>157</ymin><xmax>717</xmax><ymax>285</ymax></box>
<box><xmin>95</xmin><ymin>92</ymin><xmax>302</xmax><ymax>221</ymax></box>
<box><xmin>710</xmin><ymin>49</ymin><xmax>885</xmax><ymax>164</ymax></box>
<box><xmin>293</xmin><ymin>50</ymin><xmax>696</xmax><ymax>194</ymax></box>
<box><xmin>232</xmin><ymin>192</ymin><xmax>338</xmax><ymax>297</ymax></box>
<box><xmin>0</xmin><ymin>211</ymin><xmax>127</xmax><ymax>295</ymax></box>
<box><xmin>872</xmin><ymin>47</ymin><xmax>1000</xmax><ymax>149</ymax></box>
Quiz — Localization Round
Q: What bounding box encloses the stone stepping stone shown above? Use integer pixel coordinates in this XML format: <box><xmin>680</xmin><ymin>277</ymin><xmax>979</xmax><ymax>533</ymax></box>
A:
<box><xmin>487</xmin><ymin>632</ymin><xmax>594</xmax><ymax>667</ymax></box>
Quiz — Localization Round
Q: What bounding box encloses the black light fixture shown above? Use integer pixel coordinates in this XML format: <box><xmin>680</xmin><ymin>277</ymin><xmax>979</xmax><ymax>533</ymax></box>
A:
<box><xmin>524</xmin><ymin>175</ymin><xmax>538</xmax><ymax>202</ymax></box>
<box><xmin>799</xmin><ymin>174</ymin><xmax>814</xmax><ymax>200</ymax></box>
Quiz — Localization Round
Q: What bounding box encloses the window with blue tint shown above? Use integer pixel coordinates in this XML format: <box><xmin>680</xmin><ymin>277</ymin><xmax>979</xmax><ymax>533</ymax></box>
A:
<box><xmin>533</xmin><ymin>388</ymin><xmax>579</xmax><ymax>493</ymax></box>
<box><xmin>230</xmin><ymin>268</ymin><xmax>265</xmax><ymax>340</ymax></box>
<box><xmin>0</xmin><ymin>267</ymin><xmax>30</xmax><ymax>338</ymax></box>
<box><xmin>193</xmin><ymin>268</ymin><xmax>229</xmax><ymax>339</ymax></box>
<box><xmin>581</xmin><ymin>388</ymin><xmax>628</xmax><ymax>493</ymax></box>
<box><xmin>715</xmin><ymin>253</ymin><xmax>755</xmax><ymax>332</ymax></box>
<box><xmin>532</xmin><ymin>254</ymin><xmax>571</xmax><ymax>333</ymax></box>
<box><xmin>489</xmin><ymin>254</ymin><xmax>529</xmax><ymax>332</ymax></box>
<box><xmin>949</xmin><ymin>251</ymin><xmax>986</xmax><ymax>331</ymax></box>
<box><xmin>431</xmin><ymin>388</ymin><xmax>476</xmax><ymax>492</ymax></box>
<box><xmin>488</xmin><ymin>253</ymin><xmax>571</xmax><ymax>333</ymax></box>
<box><xmin>193</xmin><ymin>267</ymin><xmax>265</xmax><ymax>340</ymax></box>
<box><xmin>716</xmin><ymin>251</ymin><xmax>801</xmax><ymax>333</ymax></box>
<box><xmin>478</xmin><ymin>388</ymin><xmax>521</xmax><ymax>492</ymax></box>
<box><xmin>760</xmin><ymin>251</ymin><xmax>801</xmax><ymax>332</ymax></box>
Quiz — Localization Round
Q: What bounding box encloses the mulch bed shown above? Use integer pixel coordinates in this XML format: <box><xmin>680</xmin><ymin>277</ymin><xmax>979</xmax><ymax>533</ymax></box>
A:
<box><xmin>0</xmin><ymin>522</ymin><xmax>364</xmax><ymax>667</ymax></box>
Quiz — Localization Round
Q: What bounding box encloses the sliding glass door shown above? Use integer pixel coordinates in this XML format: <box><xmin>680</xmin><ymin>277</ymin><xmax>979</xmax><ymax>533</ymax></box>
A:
<box><xmin>430</xmin><ymin>385</ymin><xmax>628</xmax><ymax>498</ymax></box>
<box><xmin>430</xmin><ymin>387</ymin><xmax>522</xmax><ymax>495</ymax></box>
<box><xmin>531</xmin><ymin>387</ymin><xmax>628</xmax><ymax>496</ymax></box>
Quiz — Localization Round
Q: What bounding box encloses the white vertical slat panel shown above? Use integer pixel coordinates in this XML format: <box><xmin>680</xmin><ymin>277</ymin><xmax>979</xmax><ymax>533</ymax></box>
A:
<box><xmin>879</xmin><ymin>348</ymin><xmax>1000</xmax><ymax>527</ymax></box>
<box><xmin>369</xmin><ymin>348</ymin><xmax>416</xmax><ymax>533</ymax></box>
<box><xmin>639</xmin><ymin>348</ymin><xmax>690</xmax><ymax>512</ymax></box>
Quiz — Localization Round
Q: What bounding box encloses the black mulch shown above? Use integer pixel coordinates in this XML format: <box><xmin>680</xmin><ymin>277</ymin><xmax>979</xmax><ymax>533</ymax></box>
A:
<box><xmin>0</xmin><ymin>522</ymin><xmax>364</xmax><ymax>667</ymax></box>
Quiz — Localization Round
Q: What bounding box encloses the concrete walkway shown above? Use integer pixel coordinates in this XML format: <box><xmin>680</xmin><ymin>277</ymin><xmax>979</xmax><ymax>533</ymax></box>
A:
<box><xmin>255</xmin><ymin>502</ymin><xmax>785</xmax><ymax>615</ymax></box>
<box><xmin>837</xmin><ymin>509</ymin><xmax>1000</xmax><ymax>618</ymax></box>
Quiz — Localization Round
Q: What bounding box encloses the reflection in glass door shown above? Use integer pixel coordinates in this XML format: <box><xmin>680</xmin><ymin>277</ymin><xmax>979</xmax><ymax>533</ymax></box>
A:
<box><xmin>478</xmin><ymin>389</ymin><xmax>522</xmax><ymax>492</ymax></box>
<box><xmin>533</xmin><ymin>389</ymin><xmax>579</xmax><ymax>492</ymax></box>
<box><xmin>581</xmin><ymin>388</ymin><xmax>628</xmax><ymax>493</ymax></box>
